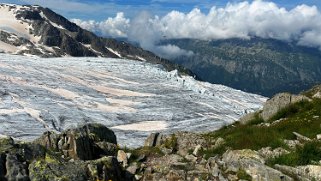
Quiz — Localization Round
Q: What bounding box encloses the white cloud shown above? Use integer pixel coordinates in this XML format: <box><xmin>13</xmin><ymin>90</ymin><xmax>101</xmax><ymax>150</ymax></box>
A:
<box><xmin>71</xmin><ymin>12</ymin><xmax>130</xmax><ymax>38</ymax></box>
<box><xmin>73</xmin><ymin>0</ymin><xmax>321</xmax><ymax>57</ymax></box>
<box><xmin>156</xmin><ymin>44</ymin><xmax>194</xmax><ymax>59</ymax></box>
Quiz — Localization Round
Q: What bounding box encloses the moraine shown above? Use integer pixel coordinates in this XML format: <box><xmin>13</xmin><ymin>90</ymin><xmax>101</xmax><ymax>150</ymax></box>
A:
<box><xmin>0</xmin><ymin>54</ymin><xmax>266</xmax><ymax>147</ymax></box>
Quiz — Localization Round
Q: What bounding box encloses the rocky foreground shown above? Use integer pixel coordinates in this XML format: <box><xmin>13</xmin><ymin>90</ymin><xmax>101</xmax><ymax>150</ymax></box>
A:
<box><xmin>1</xmin><ymin>85</ymin><xmax>321</xmax><ymax>180</ymax></box>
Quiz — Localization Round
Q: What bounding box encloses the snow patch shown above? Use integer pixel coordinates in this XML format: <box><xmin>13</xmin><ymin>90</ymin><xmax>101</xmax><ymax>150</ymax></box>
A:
<box><xmin>39</xmin><ymin>12</ymin><xmax>66</xmax><ymax>30</ymax></box>
<box><xmin>112</xmin><ymin>121</ymin><xmax>167</xmax><ymax>131</ymax></box>
<box><xmin>0</xmin><ymin>41</ymin><xmax>18</xmax><ymax>53</ymax></box>
<box><xmin>106</xmin><ymin>47</ymin><xmax>121</xmax><ymax>57</ymax></box>
<box><xmin>136</xmin><ymin>56</ymin><xmax>146</xmax><ymax>61</ymax></box>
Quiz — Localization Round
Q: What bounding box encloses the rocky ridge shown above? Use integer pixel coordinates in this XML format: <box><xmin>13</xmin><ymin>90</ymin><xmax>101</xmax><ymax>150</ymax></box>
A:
<box><xmin>0</xmin><ymin>3</ymin><xmax>192</xmax><ymax>74</ymax></box>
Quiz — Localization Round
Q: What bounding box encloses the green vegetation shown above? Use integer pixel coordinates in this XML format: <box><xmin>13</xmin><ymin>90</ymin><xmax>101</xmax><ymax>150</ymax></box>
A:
<box><xmin>202</xmin><ymin>144</ymin><xmax>226</xmax><ymax>159</ymax></box>
<box><xmin>269</xmin><ymin>100</ymin><xmax>312</xmax><ymax>122</ymax></box>
<box><xmin>127</xmin><ymin>146</ymin><xmax>164</xmax><ymax>162</ymax></box>
<box><xmin>268</xmin><ymin>141</ymin><xmax>321</xmax><ymax>166</ymax></box>
<box><xmin>236</xmin><ymin>169</ymin><xmax>252</xmax><ymax>180</ymax></box>
<box><xmin>163</xmin><ymin>134</ymin><xmax>178</xmax><ymax>151</ymax></box>
<box><xmin>202</xmin><ymin>99</ymin><xmax>321</xmax><ymax>158</ymax></box>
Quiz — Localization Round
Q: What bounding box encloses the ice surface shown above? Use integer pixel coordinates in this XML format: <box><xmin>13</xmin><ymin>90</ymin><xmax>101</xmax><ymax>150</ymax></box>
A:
<box><xmin>0</xmin><ymin>54</ymin><xmax>267</xmax><ymax>147</ymax></box>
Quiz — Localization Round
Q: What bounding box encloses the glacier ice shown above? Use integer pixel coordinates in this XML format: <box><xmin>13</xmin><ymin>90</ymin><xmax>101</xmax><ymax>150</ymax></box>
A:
<box><xmin>0</xmin><ymin>54</ymin><xmax>267</xmax><ymax>147</ymax></box>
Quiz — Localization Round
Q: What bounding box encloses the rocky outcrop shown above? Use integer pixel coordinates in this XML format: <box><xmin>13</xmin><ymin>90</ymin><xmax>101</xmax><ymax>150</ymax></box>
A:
<box><xmin>239</xmin><ymin>112</ymin><xmax>257</xmax><ymax>124</ymax></box>
<box><xmin>145</xmin><ymin>132</ymin><xmax>207</xmax><ymax>157</ymax></box>
<box><xmin>275</xmin><ymin>164</ymin><xmax>321</xmax><ymax>181</ymax></box>
<box><xmin>0</xmin><ymin>124</ymin><xmax>129</xmax><ymax>181</ymax></box>
<box><xmin>144</xmin><ymin>133</ymin><xmax>164</xmax><ymax>147</ymax></box>
<box><xmin>222</xmin><ymin>149</ymin><xmax>293</xmax><ymax>181</ymax></box>
<box><xmin>261</xmin><ymin>93</ymin><xmax>309</xmax><ymax>121</ymax></box>
<box><xmin>35</xmin><ymin>123</ymin><xmax>117</xmax><ymax>160</ymax></box>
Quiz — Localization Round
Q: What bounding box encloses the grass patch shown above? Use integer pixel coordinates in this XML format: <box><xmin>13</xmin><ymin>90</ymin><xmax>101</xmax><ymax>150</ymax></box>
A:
<box><xmin>268</xmin><ymin>141</ymin><xmax>321</xmax><ymax>166</ymax></box>
<box><xmin>202</xmin><ymin>99</ymin><xmax>321</xmax><ymax>154</ymax></box>
<box><xmin>269</xmin><ymin>100</ymin><xmax>312</xmax><ymax>122</ymax></box>
<box><xmin>126</xmin><ymin>146</ymin><xmax>164</xmax><ymax>162</ymax></box>
<box><xmin>201</xmin><ymin>144</ymin><xmax>226</xmax><ymax>159</ymax></box>
<box><xmin>163</xmin><ymin>134</ymin><xmax>178</xmax><ymax>151</ymax></box>
<box><xmin>247</xmin><ymin>112</ymin><xmax>264</xmax><ymax>125</ymax></box>
<box><xmin>237</xmin><ymin>169</ymin><xmax>252</xmax><ymax>180</ymax></box>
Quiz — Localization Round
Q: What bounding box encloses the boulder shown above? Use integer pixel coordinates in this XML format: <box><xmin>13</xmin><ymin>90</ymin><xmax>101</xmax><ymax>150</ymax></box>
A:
<box><xmin>34</xmin><ymin>123</ymin><xmax>117</xmax><ymax>160</ymax></box>
<box><xmin>258</xmin><ymin>147</ymin><xmax>290</xmax><ymax>160</ymax></box>
<box><xmin>222</xmin><ymin>149</ymin><xmax>293</xmax><ymax>180</ymax></box>
<box><xmin>206</xmin><ymin>157</ymin><xmax>223</xmax><ymax>178</ymax></box>
<box><xmin>117</xmin><ymin>150</ymin><xmax>128</xmax><ymax>167</ymax></box>
<box><xmin>275</xmin><ymin>164</ymin><xmax>321</xmax><ymax>181</ymax></box>
<box><xmin>284</xmin><ymin>139</ymin><xmax>301</xmax><ymax>150</ymax></box>
<box><xmin>144</xmin><ymin>133</ymin><xmax>165</xmax><ymax>147</ymax></box>
<box><xmin>87</xmin><ymin>156</ymin><xmax>123</xmax><ymax>181</ymax></box>
<box><xmin>171</xmin><ymin>132</ymin><xmax>206</xmax><ymax>157</ymax></box>
<box><xmin>185</xmin><ymin>154</ymin><xmax>197</xmax><ymax>162</ymax></box>
<box><xmin>126</xmin><ymin>163</ymin><xmax>138</xmax><ymax>175</ymax></box>
<box><xmin>239</xmin><ymin>112</ymin><xmax>257</xmax><ymax>125</ymax></box>
<box><xmin>293</xmin><ymin>132</ymin><xmax>311</xmax><ymax>142</ymax></box>
<box><xmin>211</xmin><ymin>137</ymin><xmax>225</xmax><ymax>150</ymax></box>
<box><xmin>0</xmin><ymin>154</ymin><xmax>5</xmax><ymax>180</ymax></box>
<box><xmin>261</xmin><ymin>93</ymin><xmax>309</xmax><ymax>121</ymax></box>
<box><xmin>29</xmin><ymin>158</ymin><xmax>88</xmax><ymax>181</ymax></box>
<box><xmin>5</xmin><ymin>154</ymin><xmax>29</xmax><ymax>181</ymax></box>
<box><xmin>193</xmin><ymin>145</ymin><xmax>202</xmax><ymax>157</ymax></box>
<box><xmin>0</xmin><ymin>135</ymin><xmax>15</xmax><ymax>152</ymax></box>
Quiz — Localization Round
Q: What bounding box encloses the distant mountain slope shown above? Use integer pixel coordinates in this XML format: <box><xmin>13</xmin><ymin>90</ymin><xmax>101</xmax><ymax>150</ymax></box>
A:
<box><xmin>0</xmin><ymin>4</ymin><xmax>191</xmax><ymax>74</ymax></box>
<box><xmin>160</xmin><ymin>38</ymin><xmax>321</xmax><ymax>96</ymax></box>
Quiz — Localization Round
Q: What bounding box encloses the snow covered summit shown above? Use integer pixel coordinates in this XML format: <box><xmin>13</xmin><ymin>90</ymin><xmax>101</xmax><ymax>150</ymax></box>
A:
<box><xmin>0</xmin><ymin>3</ymin><xmax>189</xmax><ymax>74</ymax></box>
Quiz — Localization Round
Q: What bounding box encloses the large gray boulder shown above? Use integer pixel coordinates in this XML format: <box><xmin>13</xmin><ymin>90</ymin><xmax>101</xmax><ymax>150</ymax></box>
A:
<box><xmin>144</xmin><ymin>133</ymin><xmax>163</xmax><ymax>147</ymax></box>
<box><xmin>34</xmin><ymin>123</ymin><xmax>117</xmax><ymax>160</ymax></box>
<box><xmin>222</xmin><ymin>149</ymin><xmax>293</xmax><ymax>181</ymax></box>
<box><xmin>261</xmin><ymin>93</ymin><xmax>309</xmax><ymax>121</ymax></box>
<box><xmin>275</xmin><ymin>165</ymin><xmax>321</xmax><ymax>181</ymax></box>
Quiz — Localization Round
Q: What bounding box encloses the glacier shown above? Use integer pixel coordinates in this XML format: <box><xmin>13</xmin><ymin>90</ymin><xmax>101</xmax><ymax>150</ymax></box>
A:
<box><xmin>0</xmin><ymin>54</ymin><xmax>267</xmax><ymax>147</ymax></box>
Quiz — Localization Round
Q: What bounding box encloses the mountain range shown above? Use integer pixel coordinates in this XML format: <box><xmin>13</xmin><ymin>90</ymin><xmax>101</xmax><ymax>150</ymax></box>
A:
<box><xmin>159</xmin><ymin>38</ymin><xmax>321</xmax><ymax>96</ymax></box>
<box><xmin>0</xmin><ymin>3</ymin><xmax>191</xmax><ymax>75</ymax></box>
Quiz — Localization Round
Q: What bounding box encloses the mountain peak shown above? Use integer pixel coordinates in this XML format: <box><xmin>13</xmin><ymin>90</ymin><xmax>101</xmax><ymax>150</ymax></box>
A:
<box><xmin>0</xmin><ymin>3</ymin><xmax>192</xmax><ymax>75</ymax></box>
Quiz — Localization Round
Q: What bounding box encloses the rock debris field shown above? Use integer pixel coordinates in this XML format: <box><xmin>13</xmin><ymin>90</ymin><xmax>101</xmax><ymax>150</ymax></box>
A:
<box><xmin>0</xmin><ymin>54</ymin><xmax>266</xmax><ymax>147</ymax></box>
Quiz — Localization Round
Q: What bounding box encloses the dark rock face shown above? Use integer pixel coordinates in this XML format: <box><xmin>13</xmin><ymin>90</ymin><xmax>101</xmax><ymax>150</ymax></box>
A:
<box><xmin>35</xmin><ymin>123</ymin><xmax>117</xmax><ymax>160</ymax></box>
<box><xmin>40</xmin><ymin>7</ymin><xmax>79</xmax><ymax>32</ymax></box>
<box><xmin>161</xmin><ymin>38</ymin><xmax>321</xmax><ymax>96</ymax></box>
<box><xmin>0</xmin><ymin>154</ymin><xmax>6</xmax><ymax>180</ymax></box>
<box><xmin>0</xmin><ymin>124</ymin><xmax>127</xmax><ymax>181</ymax></box>
<box><xmin>15</xmin><ymin>10</ymin><xmax>42</xmax><ymax>20</ymax></box>
<box><xmin>5</xmin><ymin>154</ymin><xmax>29</xmax><ymax>181</ymax></box>
<box><xmin>39</xmin><ymin>25</ymin><xmax>62</xmax><ymax>47</ymax></box>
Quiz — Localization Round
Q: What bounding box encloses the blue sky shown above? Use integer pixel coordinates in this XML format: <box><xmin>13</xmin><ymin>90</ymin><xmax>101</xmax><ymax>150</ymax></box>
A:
<box><xmin>1</xmin><ymin>0</ymin><xmax>321</xmax><ymax>20</ymax></box>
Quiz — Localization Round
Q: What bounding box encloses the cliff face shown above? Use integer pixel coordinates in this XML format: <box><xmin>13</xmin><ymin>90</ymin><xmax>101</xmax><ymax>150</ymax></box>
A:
<box><xmin>160</xmin><ymin>38</ymin><xmax>321</xmax><ymax>96</ymax></box>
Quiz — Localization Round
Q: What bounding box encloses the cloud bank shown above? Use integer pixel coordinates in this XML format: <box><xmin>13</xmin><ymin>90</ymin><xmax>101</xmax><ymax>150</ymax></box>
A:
<box><xmin>71</xmin><ymin>0</ymin><xmax>321</xmax><ymax>58</ymax></box>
